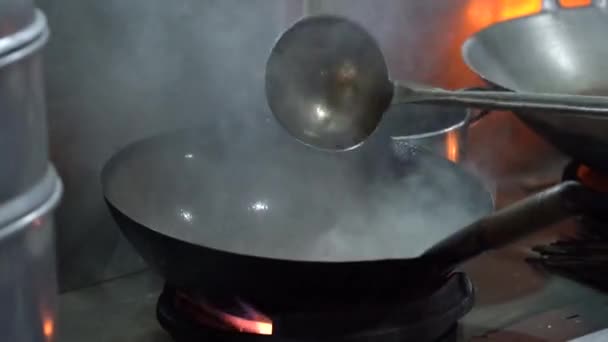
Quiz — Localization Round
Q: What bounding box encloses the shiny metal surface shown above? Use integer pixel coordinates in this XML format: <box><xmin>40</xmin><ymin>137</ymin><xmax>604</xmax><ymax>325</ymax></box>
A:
<box><xmin>102</xmin><ymin>125</ymin><xmax>492</xmax><ymax>263</ymax></box>
<box><xmin>267</xmin><ymin>15</ymin><xmax>608</xmax><ymax>151</ymax></box>
<box><xmin>462</xmin><ymin>1</ymin><xmax>608</xmax><ymax>171</ymax></box>
<box><xmin>0</xmin><ymin>0</ymin><xmax>34</xmax><ymax>40</ymax></box>
<box><xmin>0</xmin><ymin>11</ymin><xmax>50</xmax><ymax>203</ymax></box>
<box><xmin>266</xmin><ymin>15</ymin><xmax>393</xmax><ymax>151</ymax></box>
<box><xmin>385</xmin><ymin>104</ymin><xmax>470</xmax><ymax>162</ymax></box>
<box><xmin>0</xmin><ymin>10</ymin><xmax>46</xmax><ymax>56</ymax></box>
<box><xmin>0</xmin><ymin>166</ymin><xmax>62</xmax><ymax>342</ymax></box>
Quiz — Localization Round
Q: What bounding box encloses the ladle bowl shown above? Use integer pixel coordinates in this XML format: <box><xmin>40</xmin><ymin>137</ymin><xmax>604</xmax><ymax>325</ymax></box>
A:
<box><xmin>265</xmin><ymin>16</ymin><xmax>393</xmax><ymax>151</ymax></box>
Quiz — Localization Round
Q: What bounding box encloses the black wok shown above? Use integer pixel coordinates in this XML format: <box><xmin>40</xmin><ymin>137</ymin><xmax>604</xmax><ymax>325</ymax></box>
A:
<box><xmin>102</xmin><ymin>114</ymin><xmax>599</xmax><ymax>302</ymax></box>
<box><xmin>462</xmin><ymin>1</ymin><xmax>608</xmax><ymax>172</ymax></box>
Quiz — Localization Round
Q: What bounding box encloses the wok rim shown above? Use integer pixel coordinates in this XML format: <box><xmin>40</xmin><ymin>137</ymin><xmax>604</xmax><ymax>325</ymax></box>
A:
<box><xmin>102</xmin><ymin>127</ymin><xmax>494</xmax><ymax>265</ymax></box>
<box><xmin>461</xmin><ymin>6</ymin><xmax>599</xmax><ymax>93</ymax></box>
<box><xmin>387</xmin><ymin>105</ymin><xmax>471</xmax><ymax>140</ymax></box>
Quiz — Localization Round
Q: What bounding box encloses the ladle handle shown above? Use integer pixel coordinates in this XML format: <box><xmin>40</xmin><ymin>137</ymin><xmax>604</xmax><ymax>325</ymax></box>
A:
<box><xmin>422</xmin><ymin>181</ymin><xmax>594</xmax><ymax>269</ymax></box>
<box><xmin>394</xmin><ymin>82</ymin><xmax>608</xmax><ymax>117</ymax></box>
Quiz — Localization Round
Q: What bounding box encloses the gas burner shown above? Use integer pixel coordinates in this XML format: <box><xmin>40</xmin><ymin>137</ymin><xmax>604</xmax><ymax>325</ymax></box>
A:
<box><xmin>157</xmin><ymin>273</ymin><xmax>473</xmax><ymax>342</ymax></box>
<box><xmin>528</xmin><ymin>161</ymin><xmax>608</xmax><ymax>291</ymax></box>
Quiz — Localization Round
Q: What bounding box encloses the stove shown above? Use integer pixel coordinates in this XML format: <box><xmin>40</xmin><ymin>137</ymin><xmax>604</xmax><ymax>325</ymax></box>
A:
<box><xmin>157</xmin><ymin>273</ymin><xmax>473</xmax><ymax>342</ymax></box>
<box><xmin>56</xmin><ymin>112</ymin><xmax>608</xmax><ymax>342</ymax></box>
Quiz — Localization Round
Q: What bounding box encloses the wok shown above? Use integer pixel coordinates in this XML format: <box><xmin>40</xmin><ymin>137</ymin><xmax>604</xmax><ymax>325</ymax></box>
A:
<box><xmin>102</xmin><ymin>118</ymin><xmax>598</xmax><ymax>302</ymax></box>
<box><xmin>462</xmin><ymin>0</ymin><xmax>608</xmax><ymax>172</ymax></box>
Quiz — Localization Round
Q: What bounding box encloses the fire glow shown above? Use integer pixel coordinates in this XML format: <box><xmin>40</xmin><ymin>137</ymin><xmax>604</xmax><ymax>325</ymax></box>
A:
<box><xmin>445</xmin><ymin>131</ymin><xmax>460</xmax><ymax>163</ymax></box>
<box><xmin>577</xmin><ymin>165</ymin><xmax>608</xmax><ymax>193</ymax></box>
<box><xmin>43</xmin><ymin>318</ymin><xmax>54</xmax><ymax>339</ymax></box>
<box><xmin>216</xmin><ymin>307</ymin><xmax>273</xmax><ymax>335</ymax></box>
<box><xmin>466</xmin><ymin>0</ymin><xmax>590</xmax><ymax>32</ymax></box>
<box><xmin>175</xmin><ymin>292</ymin><xmax>273</xmax><ymax>336</ymax></box>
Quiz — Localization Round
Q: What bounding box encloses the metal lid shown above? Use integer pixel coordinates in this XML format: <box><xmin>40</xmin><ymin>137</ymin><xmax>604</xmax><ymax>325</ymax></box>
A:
<box><xmin>0</xmin><ymin>8</ymin><xmax>45</xmax><ymax>57</ymax></box>
<box><xmin>0</xmin><ymin>17</ymin><xmax>51</xmax><ymax>204</ymax></box>
<box><xmin>0</xmin><ymin>166</ymin><xmax>62</xmax><ymax>234</ymax></box>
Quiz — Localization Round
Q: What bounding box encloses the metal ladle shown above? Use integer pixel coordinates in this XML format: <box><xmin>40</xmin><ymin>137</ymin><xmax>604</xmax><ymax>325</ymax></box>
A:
<box><xmin>265</xmin><ymin>15</ymin><xmax>608</xmax><ymax>151</ymax></box>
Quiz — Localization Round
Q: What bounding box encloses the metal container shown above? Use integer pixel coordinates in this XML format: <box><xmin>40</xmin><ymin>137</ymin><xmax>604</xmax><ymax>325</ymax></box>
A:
<box><xmin>0</xmin><ymin>10</ymin><xmax>50</xmax><ymax>203</ymax></box>
<box><xmin>0</xmin><ymin>166</ymin><xmax>62</xmax><ymax>342</ymax></box>
<box><xmin>0</xmin><ymin>0</ymin><xmax>35</xmax><ymax>40</ymax></box>
<box><xmin>377</xmin><ymin>103</ymin><xmax>473</xmax><ymax>163</ymax></box>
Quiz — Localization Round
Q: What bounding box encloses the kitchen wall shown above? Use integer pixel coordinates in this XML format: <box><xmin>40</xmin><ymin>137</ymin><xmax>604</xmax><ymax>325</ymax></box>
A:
<box><xmin>37</xmin><ymin>0</ymin><xmax>301</xmax><ymax>291</ymax></box>
<box><xmin>37</xmin><ymin>0</ymin><xmax>556</xmax><ymax>291</ymax></box>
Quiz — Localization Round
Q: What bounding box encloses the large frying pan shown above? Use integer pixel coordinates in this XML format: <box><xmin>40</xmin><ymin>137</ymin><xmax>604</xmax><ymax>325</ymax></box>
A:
<box><xmin>462</xmin><ymin>0</ymin><xmax>608</xmax><ymax>172</ymax></box>
<box><xmin>102</xmin><ymin>116</ymin><xmax>597</xmax><ymax>302</ymax></box>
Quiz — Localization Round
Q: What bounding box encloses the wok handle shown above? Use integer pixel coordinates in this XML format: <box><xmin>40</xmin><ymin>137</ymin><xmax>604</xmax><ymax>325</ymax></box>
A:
<box><xmin>394</xmin><ymin>82</ymin><xmax>608</xmax><ymax>118</ymax></box>
<box><xmin>422</xmin><ymin>181</ymin><xmax>596</xmax><ymax>268</ymax></box>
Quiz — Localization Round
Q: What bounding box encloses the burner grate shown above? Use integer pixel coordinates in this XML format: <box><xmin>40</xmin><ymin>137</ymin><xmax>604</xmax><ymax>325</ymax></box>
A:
<box><xmin>157</xmin><ymin>273</ymin><xmax>473</xmax><ymax>342</ymax></box>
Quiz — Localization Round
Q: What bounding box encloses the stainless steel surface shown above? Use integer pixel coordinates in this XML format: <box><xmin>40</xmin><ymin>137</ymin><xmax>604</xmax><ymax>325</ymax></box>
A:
<box><xmin>266</xmin><ymin>15</ymin><xmax>392</xmax><ymax>151</ymax></box>
<box><xmin>0</xmin><ymin>9</ymin><xmax>46</xmax><ymax>56</ymax></box>
<box><xmin>0</xmin><ymin>10</ymin><xmax>50</xmax><ymax>203</ymax></box>
<box><xmin>1</xmin><ymin>166</ymin><xmax>62</xmax><ymax>342</ymax></box>
<box><xmin>0</xmin><ymin>0</ymin><xmax>34</xmax><ymax>40</ymax></box>
<box><xmin>386</xmin><ymin>104</ymin><xmax>470</xmax><ymax>162</ymax></box>
<box><xmin>267</xmin><ymin>15</ymin><xmax>608</xmax><ymax>151</ymax></box>
<box><xmin>0</xmin><ymin>166</ymin><xmax>60</xmax><ymax>227</ymax></box>
<box><xmin>394</xmin><ymin>81</ymin><xmax>608</xmax><ymax>116</ymax></box>
<box><xmin>462</xmin><ymin>1</ymin><xmax>608</xmax><ymax>171</ymax></box>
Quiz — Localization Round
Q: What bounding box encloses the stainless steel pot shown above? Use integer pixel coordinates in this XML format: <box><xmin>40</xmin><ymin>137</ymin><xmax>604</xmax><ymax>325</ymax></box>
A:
<box><xmin>377</xmin><ymin>103</ymin><xmax>476</xmax><ymax>163</ymax></box>
<box><xmin>0</xmin><ymin>10</ymin><xmax>50</xmax><ymax>203</ymax></box>
<box><xmin>0</xmin><ymin>166</ymin><xmax>62</xmax><ymax>342</ymax></box>
<box><xmin>0</xmin><ymin>0</ymin><xmax>35</xmax><ymax>40</ymax></box>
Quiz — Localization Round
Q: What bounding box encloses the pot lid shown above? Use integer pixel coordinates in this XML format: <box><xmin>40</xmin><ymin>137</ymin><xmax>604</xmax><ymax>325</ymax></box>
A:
<box><xmin>0</xmin><ymin>8</ymin><xmax>46</xmax><ymax>57</ymax></box>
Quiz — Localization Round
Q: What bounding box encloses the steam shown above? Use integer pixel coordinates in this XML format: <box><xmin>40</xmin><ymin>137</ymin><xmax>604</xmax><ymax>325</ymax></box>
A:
<box><xmin>43</xmin><ymin>0</ymin><xmax>508</xmax><ymax>290</ymax></box>
<box><xmin>100</xmin><ymin>1</ymin><xmax>494</xmax><ymax>262</ymax></box>
<box><xmin>41</xmin><ymin>0</ymin><xmax>302</xmax><ymax>290</ymax></box>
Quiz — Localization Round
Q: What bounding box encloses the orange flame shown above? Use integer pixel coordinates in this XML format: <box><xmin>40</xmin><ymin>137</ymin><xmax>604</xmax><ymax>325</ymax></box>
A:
<box><xmin>446</xmin><ymin>131</ymin><xmax>460</xmax><ymax>163</ymax></box>
<box><xmin>466</xmin><ymin>0</ymin><xmax>542</xmax><ymax>32</ymax></box>
<box><xmin>560</xmin><ymin>0</ymin><xmax>591</xmax><ymax>7</ymax></box>
<box><xmin>43</xmin><ymin>317</ymin><xmax>54</xmax><ymax>340</ymax></box>
<box><xmin>186</xmin><ymin>295</ymin><xmax>273</xmax><ymax>336</ymax></box>
<box><xmin>217</xmin><ymin>311</ymin><xmax>273</xmax><ymax>335</ymax></box>
<box><xmin>466</xmin><ymin>0</ymin><xmax>591</xmax><ymax>32</ymax></box>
